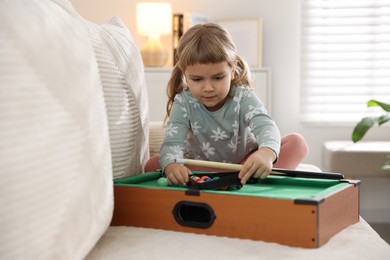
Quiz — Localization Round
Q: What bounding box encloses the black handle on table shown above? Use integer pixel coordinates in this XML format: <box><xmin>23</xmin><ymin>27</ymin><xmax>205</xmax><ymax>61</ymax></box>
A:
<box><xmin>271</xmin><ymin>168</ymin><xmax>345</xmax><ymax>180</ymax></box>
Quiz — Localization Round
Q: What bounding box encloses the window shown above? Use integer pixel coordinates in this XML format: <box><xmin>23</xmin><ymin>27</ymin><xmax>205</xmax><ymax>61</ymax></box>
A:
<box><xmin>301</xmin><ymin>0</ymin><xmax>390</xmax><ymax>124</ymax></box>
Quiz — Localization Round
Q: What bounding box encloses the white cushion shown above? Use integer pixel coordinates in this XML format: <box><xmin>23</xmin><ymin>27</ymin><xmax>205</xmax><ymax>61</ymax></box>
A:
<box><xmin>83</xmin><ymin>16</ymin><xmax>150</xmax><ymax>179</ymax></box>
<box><xmin>0</xmin><ymin>1</ymin><xmax>113</xmax><ymax>259</ymax></box>
<box><xmin>86</xmin><ymin>218</ymin><xmax>390</xmax><ymax>260</ymax></box>
<box><xmin>296</xmin><ymin>163</ymin><xmax>322</xmax><ymax>172</ymax></box>
<box><xmin>149</xmin><ymin>121</ymin><xmax>166</xmax><ymax>156</ymax></box>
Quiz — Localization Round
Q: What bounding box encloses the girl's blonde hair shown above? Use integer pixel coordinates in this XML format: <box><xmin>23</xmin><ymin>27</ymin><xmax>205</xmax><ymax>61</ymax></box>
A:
<box><xmin>165</xmin><ymin>23</ymin><xmax>252</xmax><ymax>120</ymax></box>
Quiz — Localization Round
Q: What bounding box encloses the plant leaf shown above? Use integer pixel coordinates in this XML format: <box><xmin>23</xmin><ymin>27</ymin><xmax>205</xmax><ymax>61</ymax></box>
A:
<box><xmin>378</xmin><ymin>114</ymin><xmax>390</xmax><ymax>125</ymax></box>
<box><xmin>352</xmin><ymin>117</ymin><xmax>376</xmax><ymax>142</ymax></box>
<box><xmin>367</xmin><ymin>99</ymin><xmax>390</xmax><ymax>112</ymax></box>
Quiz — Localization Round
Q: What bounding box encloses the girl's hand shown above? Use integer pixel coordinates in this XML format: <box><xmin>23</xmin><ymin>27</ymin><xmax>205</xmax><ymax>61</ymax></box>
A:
<box><xmin>164</xmin><ymin>163</ymin><xmax>192</xmax><ymax>186</ymax></box>
<box><xmin>238</xmin><ymin>148</ymin><xmax>276</xmax><ymax>184</ymax></box>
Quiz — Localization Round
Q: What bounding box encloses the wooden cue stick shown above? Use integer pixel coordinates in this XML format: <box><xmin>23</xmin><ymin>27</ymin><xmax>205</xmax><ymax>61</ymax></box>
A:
<box><xmin>175</xmin><ymin>158</ymin><xmax>242</xmax><ymax>171</ymax></box>
<box><xmin>175</xmin><ymin>158</ymin><xmax>345</xmax><ymax>180</ymax></box>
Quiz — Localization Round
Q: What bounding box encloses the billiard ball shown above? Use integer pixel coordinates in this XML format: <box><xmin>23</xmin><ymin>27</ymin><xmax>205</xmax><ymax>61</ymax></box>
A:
<box><xmin>157</xmin><ymin>177</ymin><xmax>168</xmax><ymax>186</ymax></box>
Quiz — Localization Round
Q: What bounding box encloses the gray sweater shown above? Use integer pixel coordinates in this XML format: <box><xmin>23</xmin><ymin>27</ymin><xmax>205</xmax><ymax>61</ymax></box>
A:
<box><xmin>159</xmin><ymin>86</ymin><xmax>281</xmax><ymax>172</ymax></box>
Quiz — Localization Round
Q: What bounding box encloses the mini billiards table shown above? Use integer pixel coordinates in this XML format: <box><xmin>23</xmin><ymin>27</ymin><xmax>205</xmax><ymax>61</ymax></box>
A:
<box><xmin>111</xmin><ymin>171</ymin><xmax>360</xmax><ymax>248</ymax></box>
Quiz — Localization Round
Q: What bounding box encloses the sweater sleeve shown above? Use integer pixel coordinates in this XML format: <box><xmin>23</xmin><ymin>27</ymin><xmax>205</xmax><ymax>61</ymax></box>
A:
<box><xmin>159</xmin><ymin>96</ymin><xmax>190</xmax><ymax>172</ymax></box>
<box><xmin>241</xmin><ymin>89</ymin><xmax>281</xmax><ymax>158</ymax></box>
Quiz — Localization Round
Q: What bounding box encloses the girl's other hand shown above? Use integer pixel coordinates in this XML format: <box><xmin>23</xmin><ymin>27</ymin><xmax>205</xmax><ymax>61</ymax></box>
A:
<box><xmin>238</xmin><ymin>148</ymin><xmax>276</xmax><ymax>184</ymax></box>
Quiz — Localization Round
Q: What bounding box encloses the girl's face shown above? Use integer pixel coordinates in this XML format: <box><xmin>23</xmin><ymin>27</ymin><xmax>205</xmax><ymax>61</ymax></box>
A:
<box><xmin>184</xmin><ymin>62</ymin><xmax>235</xmax><ymax>112</ymax></box>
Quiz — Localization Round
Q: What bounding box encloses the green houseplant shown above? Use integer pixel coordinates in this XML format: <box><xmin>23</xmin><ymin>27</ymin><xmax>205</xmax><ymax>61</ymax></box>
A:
<box><xmin>352</xmin><ymin>99</ymin><xmax>390</xmax><ymax>170</ymax></box>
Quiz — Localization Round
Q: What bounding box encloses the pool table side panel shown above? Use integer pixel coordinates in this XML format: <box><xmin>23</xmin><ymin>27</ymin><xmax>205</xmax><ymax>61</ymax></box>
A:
<box><xmin>318</xmin><ymin>184</ymin><xmax>360</xmax><ymax>246</ymax></box>
<box><xmin>111</xmin><ymin>186</ymin><xmax>319</xmax><ymax>248</ymax></box>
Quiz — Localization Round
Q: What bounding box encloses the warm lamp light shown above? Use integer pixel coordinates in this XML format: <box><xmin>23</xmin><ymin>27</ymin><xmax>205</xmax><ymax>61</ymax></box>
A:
<box><xmin>136</xmin><ymin>2</ymin><xmax>172</xmax><ymax>67</ymax></box>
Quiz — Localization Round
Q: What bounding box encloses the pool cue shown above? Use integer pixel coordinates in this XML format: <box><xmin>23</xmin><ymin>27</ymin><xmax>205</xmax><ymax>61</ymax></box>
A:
<box><xmin>175</xmin><ymin>159</ymin><xmax>345</xmax><ymax>180</ymax></box>
<box><xmin>176</xmin><ymin>159</ymin><xmax>242</xmax><ymax>171</ymax></box>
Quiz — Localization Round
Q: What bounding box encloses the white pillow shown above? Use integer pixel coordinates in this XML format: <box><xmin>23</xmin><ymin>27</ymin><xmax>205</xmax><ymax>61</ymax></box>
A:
<box><xmin>83</xmin><ymin>16</ymin><xmax>150</xmax><ymax>179</ymax></box>
<box><xmin>149</xmin><ymin>121</ymin><xmax>166</xmax><ymax>156</ymax></box>
<box><xmin>0</xmin><ymin>1</ymin><xmax>113</xmax><ymax>259</ymax></box>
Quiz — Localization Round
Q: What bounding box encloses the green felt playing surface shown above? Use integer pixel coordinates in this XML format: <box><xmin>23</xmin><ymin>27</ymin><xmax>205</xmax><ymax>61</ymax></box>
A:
<box><xmin>114</xmin><ymin>171</ymin><xmax>349</xmax><ymax>200</ymax></box>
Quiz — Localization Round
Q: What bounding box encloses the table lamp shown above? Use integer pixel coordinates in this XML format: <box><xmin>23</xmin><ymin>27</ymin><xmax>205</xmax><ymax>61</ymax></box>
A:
<box><xmin>136</xmin><ymin>2</ymin><xmax>172</xmax><ymax>67</ymax></box>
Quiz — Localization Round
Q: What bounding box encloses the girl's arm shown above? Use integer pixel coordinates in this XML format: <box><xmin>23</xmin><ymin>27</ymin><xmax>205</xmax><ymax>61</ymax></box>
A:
<box><xmin>159</xmin><ymin>96</ymin><xmax>191</xmax><ymax>185</ymax></box>
<box><xmin>238</xmin><ymin>89</ymin><xmax>281</xmax><ymax>183</ymax></box>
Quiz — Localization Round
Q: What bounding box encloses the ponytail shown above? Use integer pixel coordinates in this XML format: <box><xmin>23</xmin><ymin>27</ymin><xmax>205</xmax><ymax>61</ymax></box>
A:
<box><xmin>232</xmin><ymin>55</ymin><xmax>253</xmax><ymax>87</ymax></box>
<box><xmin>165</xmin><ymin>64</ymin><xmax>185</xmax><ymax>123</ymax></box>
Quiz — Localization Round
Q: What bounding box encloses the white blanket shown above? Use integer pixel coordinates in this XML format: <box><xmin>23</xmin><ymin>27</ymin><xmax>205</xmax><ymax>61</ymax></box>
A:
<box><xmin>87</xmin><ymin>217</ymin><xmax>390</xmax><ymax>260</ymax></box>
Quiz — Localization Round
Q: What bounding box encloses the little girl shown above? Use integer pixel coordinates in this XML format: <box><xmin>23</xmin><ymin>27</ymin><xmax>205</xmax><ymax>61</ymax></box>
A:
<box><xmin>145</xmin><ymin>23</ymin><xmax>308</xmax><ymax>186</ymax></box>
